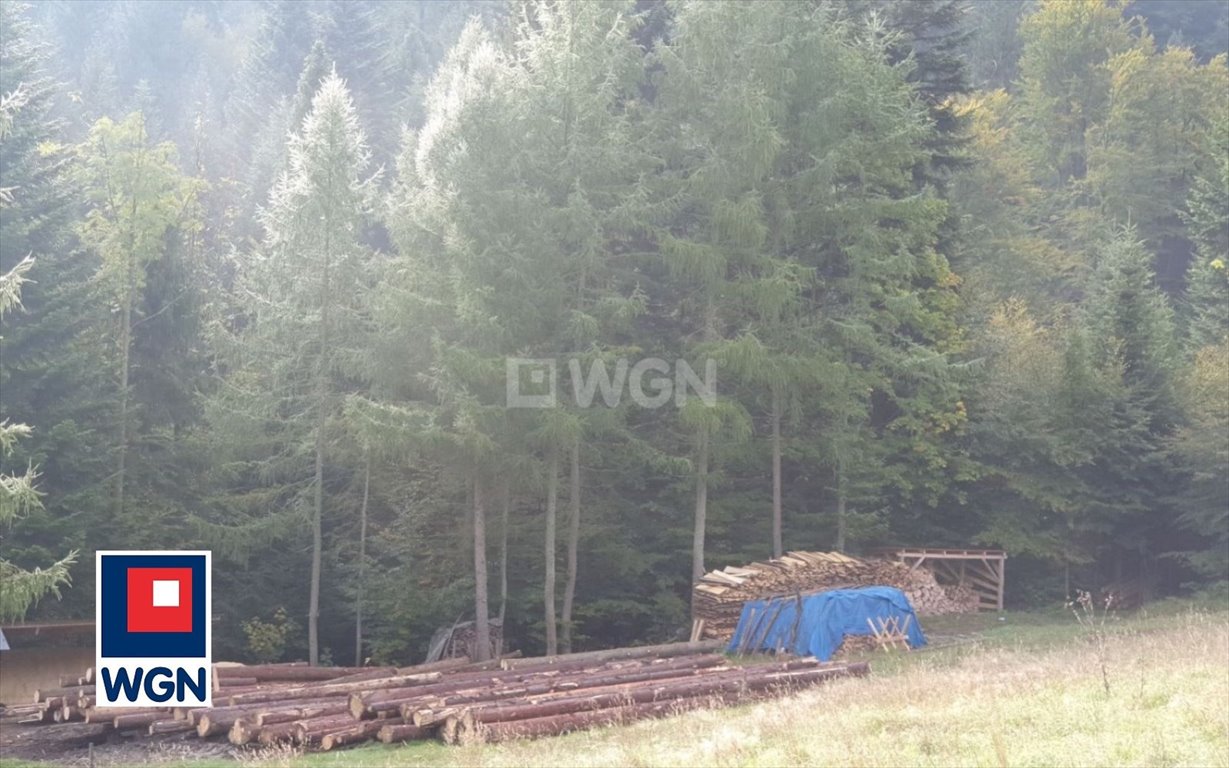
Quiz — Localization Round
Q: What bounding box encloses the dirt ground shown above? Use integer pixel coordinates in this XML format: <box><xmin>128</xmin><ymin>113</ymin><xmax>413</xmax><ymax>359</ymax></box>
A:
<box><xmin>0</xmin><ymin>719</ymin><xmax>234</xmax><ymax>766</ymax></box>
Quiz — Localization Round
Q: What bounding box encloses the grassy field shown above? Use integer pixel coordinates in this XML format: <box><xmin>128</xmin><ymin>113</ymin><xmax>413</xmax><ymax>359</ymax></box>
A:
<box><xmin>4</xmin><ymin>601</ymin><xmax>1227</xmax><ymax>768</ymax></box>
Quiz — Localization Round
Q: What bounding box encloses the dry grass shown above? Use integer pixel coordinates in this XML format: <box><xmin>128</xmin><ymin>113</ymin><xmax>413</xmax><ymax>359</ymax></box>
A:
<box><xmin>234</xmin><ymin>743</ymin><xmax>304</xmax><ymax>768</ymax></box>
<box><xmin>291</xmin><ymin>608</ymin><xmax>1229</xmax><ymax>768</ymax></box>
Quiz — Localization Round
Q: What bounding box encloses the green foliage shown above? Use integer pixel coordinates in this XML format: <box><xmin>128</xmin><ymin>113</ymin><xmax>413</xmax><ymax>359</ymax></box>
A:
<box><xmin>0</xmin><ymin>258</ymin><xmax>78</xmax><ymax>622</ymax></box>
<box><xmin>1171</xmin><ymin>340</ymin><xmax>1229</xmax><ymax>579</ymax></box>
<box><xmin>77</xmin><ymin>112</ymin><xmax>197</xmax><ymax>305</ymax></box>
<box><xmin>0</xmin><ymin>255</ymin><xmax>33</xmax><ymax>319</ymax></box>
<box><xmin>243</xmin><ymin>607</ymin><xmax>297</xmax><ymax>663</ymax></box>
<box><xmin>1018</xmin><ymin>0</ymin><xmax>1138</xmax><ymax>186</ymax></box>
<box><xmin>1182</xmin><ymin>112</ymin><xmax>1229</xmax><ymax>349</ymax></box>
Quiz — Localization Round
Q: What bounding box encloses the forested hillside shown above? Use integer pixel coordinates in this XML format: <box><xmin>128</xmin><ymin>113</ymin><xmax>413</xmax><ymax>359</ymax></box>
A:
<box><xmin>1</xmin><ymin>0</ymin><xmax>1225</xmax><ymax>665</ymax></box>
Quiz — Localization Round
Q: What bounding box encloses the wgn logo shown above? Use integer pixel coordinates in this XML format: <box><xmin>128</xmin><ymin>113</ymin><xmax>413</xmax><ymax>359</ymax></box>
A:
<box><xmin>95</xmin><ymin>551</ymin><xmax>212</xmax><ymax>707</ymax></box>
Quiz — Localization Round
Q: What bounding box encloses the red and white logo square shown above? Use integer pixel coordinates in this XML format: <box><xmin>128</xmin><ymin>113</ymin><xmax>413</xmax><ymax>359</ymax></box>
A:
<box><xmin>126</xmin><ymin>567</ymin><xmax>193</xmax><ymax>633</ymax></box>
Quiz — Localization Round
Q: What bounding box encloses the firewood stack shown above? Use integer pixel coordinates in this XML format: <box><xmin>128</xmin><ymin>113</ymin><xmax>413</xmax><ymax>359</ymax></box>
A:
<box><xmin>2</xmin><ymin>643</ymin><xmax>870</xmax><ymax>752</ymax></box>
<box><xmin>693</xmin><ymin>551</ymin><xmax>978</xmax><ymax>641</ymax></box>
<box><xmin>832</xmin><ymin>635</ymin><xmax>881</xmax><ymax>658</ymax></box>
<box><xmin>438</xmin><ymin>620</ymin><xmax>504</xmax><ymax>661</ymax></box>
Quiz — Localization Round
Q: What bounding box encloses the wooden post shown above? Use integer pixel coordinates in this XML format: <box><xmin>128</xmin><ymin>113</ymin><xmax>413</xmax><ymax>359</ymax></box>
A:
<box><xmin>996</xmin><ymin>557</ymin><xmax>1005</xmax><ymax>611</ymax></box>
<box><xmin>906</xmin><ymin>555</ymin><xmax>927</xmax><ymax>573</ymax></box>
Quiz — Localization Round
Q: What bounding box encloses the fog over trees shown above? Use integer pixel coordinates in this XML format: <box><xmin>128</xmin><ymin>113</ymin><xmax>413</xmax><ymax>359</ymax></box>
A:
<box><xmin>1</xmin><ymin>0</ymin><xmax>1226</xmax><ymax>663</ymax></box>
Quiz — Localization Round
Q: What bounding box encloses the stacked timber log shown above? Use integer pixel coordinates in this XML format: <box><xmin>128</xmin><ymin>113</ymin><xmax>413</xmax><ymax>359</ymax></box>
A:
<box><xmin>693</xmin><ymin>551</ymin><xmax>978</xmax><ymax>641</ymax></box>
<box><xmin>4</xmin><ymin>643</ymin><xmax>869</xmax><ymax>751</ymax></box>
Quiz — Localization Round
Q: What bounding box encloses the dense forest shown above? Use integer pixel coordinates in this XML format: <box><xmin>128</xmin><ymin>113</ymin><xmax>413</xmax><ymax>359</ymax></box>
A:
<box><xmin>1</xmin><ymin>0</ymin><xmax>1226</xmax><ymax>666</ymax></box>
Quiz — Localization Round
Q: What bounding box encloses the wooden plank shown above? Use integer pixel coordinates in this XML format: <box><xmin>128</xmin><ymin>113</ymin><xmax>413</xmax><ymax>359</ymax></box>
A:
<box><xmin>931</xmin><ymin>560</ymin><xmax>961</xmax><ymax>584</ymax></box>
<box><xmin>869</xmin><ymin>548</ymin><xmax>1006</xmax><ymax>560</ymax></box>
<box><xmin>968</xmin><ymin>584</ymin><xmax>996</xmax><ymax>599</ymax></box>
<box><xmin>963</xmin><ymin>572</ymin><xmax>1001</xmax><ymax>594</ymax></box>
<box><xmin>724</xmin><ymin>567</ymin><xmax>759</xmax><ymax>577</ymax></box>
<box><xmin>997</xmin><ymin>557</ymin><xmax>1005</xmax><ymax>611</ymax></box>
<box><xmin>968</xmin><ymin>559</ymin><xmax>1000</xmax><ymax>580</ymax></box>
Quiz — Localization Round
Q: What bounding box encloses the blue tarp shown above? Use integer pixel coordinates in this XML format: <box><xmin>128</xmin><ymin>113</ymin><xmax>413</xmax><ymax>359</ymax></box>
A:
<box><xmin>726</xmin><ymin>586</ymin><xmax>926</xmax><ymax>661</ymax></box>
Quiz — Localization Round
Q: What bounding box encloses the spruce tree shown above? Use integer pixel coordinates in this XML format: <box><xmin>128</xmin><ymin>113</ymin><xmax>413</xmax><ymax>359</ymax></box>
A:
<box><xmin>224</xmin><ymin>0</ymin><xmax>318</xmax><ymax>169</ymax></box>
<box><xmin>652</xmin><ymin>2</ymin><xmax>967</xmax><ymax>569</ymax></box>
<box><xmin>507</xmin><ymin>0</ymin><xmax>647</xmax><ymax>654</ymax></box>
<box><xmin>0</xmin><ymin>4</ymin><xmax>108</xmax><ymax>618</ymax></box>
<box><xmin>1182</xmin><ymin>113</ymin><xmax>1229</xmax><ymax>349</ymax></box>
<box><xmin>0</xmin><ymin>13</ymin><xmax>81</xmax><ymax>608</ymax></box>
<box><xmin>0</xmin><ymin>258</ymin><xmax>78</xmax><ymax>621</ymax></box>
<box><xmin>1081</xmin><ymin>230</ymin><xmax>1180</xmax><ymax>580</ymax></box>
<box><xmin>213</xmin><ymin>71</ymin><xmax>375</xmax><ymax>664</ymax></box>
<box><xmin>387</xmin><ymin>5</ymin><xmax>650</xmax><ymax>655</ymax></box>
<box><xmin>845</xmin><ymin>0</ymin><xmax>973</xmax><ymax>188</ymax></box>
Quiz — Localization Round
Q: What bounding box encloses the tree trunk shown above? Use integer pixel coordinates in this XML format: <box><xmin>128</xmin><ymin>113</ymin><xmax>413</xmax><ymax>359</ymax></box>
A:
<box><xmin>115</xmin><ymin>285</ymin><xmax>130</xmax><ymax>517</ymax></box>
<box><xmin>692</xmin><ymin>431</ymin><xmax>710</xmax><ymax>583</ymax></box>
<box><xmin>309</xmin><ymin>401</ymin><xmax>324</xmax><ymax>665</ymax></box>
<box><xmin>835</xmin><ymin>487</ymin><xmax>847</xmax><ymax>554</ymax></box>
<box><xmin>544</xmin><ymin>452</ymin><xmax>559</xmax><ymax>656</ymax></box>
<box><xmin>472</xmin><ymin>479</ymin><xmax>492</xmax><ymax>662</ymax></box>
<box><xmin>771</xmin><ymin>391</ymin><xmax>783</xmax><ymax>559</ymax></box>
<box><xmin>309</xmin><ymin>224</ymin><xmax>332</xmax><ymax>667</ymax></box>
<box><xmin>830</xmin><ymin>460</ymin><xmax>848</xmax><ymax>553</ymax></box>
<box><xmin>498</xmin><ymin>481</ymin><xmax>509</xmax><ymax>628</ymax></box>
<box><xmin>114</xmin><ymin>131</ymin><xmax>146</xmax><ymax>519</ymax></box>
<box><xmin>354</xmin><ymin>451</ymin><xmax>370</xmax><ymax>667</ymax></box>
<box><xmin>1063</xmin><ymin>517</ymin><xmax>1072</xmax><ymax>599</ymax></box>
<box><xmin>561</xmin><ymin>440</ymin><xmax>581</xmax><ymax>654</ymax></box>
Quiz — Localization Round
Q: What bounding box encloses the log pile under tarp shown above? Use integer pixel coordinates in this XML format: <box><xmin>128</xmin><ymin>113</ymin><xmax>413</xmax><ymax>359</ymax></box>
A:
<box><xmin>4</xmin><ymin>644</ymin><xmax>869</xmax><ymax>751</ymax></box>
<box><xmin>693</xmin><ymin>551</ymin><xmax>980</xmax><ymax>640</ymax></box>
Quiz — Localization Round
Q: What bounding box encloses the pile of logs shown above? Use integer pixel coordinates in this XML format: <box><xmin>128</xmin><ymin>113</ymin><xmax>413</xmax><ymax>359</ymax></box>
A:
<box><xmin>900</xmin><ymin>568</ymin><xmax>981</xmax><ymax>614</ymax></box>
<box><xmin>693</xmin><ymin>551</ymin><xmax>979</xmax><ymax>641</ymax></box>
<box><xmin>832</xmin><ymin>634</ymin><xmax>882</xmax><ymax>659</ymax></box>
<box><xmin>4</xmin><ymin>643</ymin><xmax>870</xmax><ymax>752</ymax></box>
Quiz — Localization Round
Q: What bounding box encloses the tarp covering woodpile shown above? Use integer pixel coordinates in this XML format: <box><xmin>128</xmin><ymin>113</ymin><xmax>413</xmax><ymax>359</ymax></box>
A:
<box><xmin>727</xmin><ymin>587</ymin><xmax>927</xmax><ymax>660</ymax></box>
<box><xmin>693</xmin><ymin>551</ymin><xmax>978</xmax><ymax>641</ymax></box>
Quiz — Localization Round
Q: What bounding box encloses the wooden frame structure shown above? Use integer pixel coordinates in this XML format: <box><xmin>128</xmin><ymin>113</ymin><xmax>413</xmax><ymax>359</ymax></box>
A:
<box><xmin>866</xmin><ymin>615</ymin><xmax>913</xmax><ymax>652</ymax></box>
<box><xmin>870</xmin><ymin>547</ymin><xmax>1007</xmax><ymax>611</ymax></box>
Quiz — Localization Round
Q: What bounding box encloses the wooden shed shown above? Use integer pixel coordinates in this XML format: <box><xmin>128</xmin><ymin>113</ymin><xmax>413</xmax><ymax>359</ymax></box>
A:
<box><xmin>0</xmin><ymin>620</ymin><xmax>94</xmax><ymax>705</ymax></box>
<box><xmin>869</xmin><ymin>547</ymin><xmax>1007</xmax><ymax>611</ymax></box>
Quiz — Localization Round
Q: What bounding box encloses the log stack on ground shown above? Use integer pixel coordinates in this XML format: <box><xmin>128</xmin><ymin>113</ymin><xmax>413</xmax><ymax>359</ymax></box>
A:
<box><xmin>2</xmin><ymin>643</ymin><xmax>869</xmax><ymax>752</ymax></box>
<box><xmin>693</xmin><ymin>551</ymin><xmax>979</xmax><ymax>641</ymax></box>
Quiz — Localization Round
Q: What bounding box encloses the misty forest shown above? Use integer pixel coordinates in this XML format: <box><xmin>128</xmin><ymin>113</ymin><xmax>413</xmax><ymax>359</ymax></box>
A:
<box><xmin>1</xmin><ymin>0</ymin><xmax>1226</xmax><ymax>668</ymax></box>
